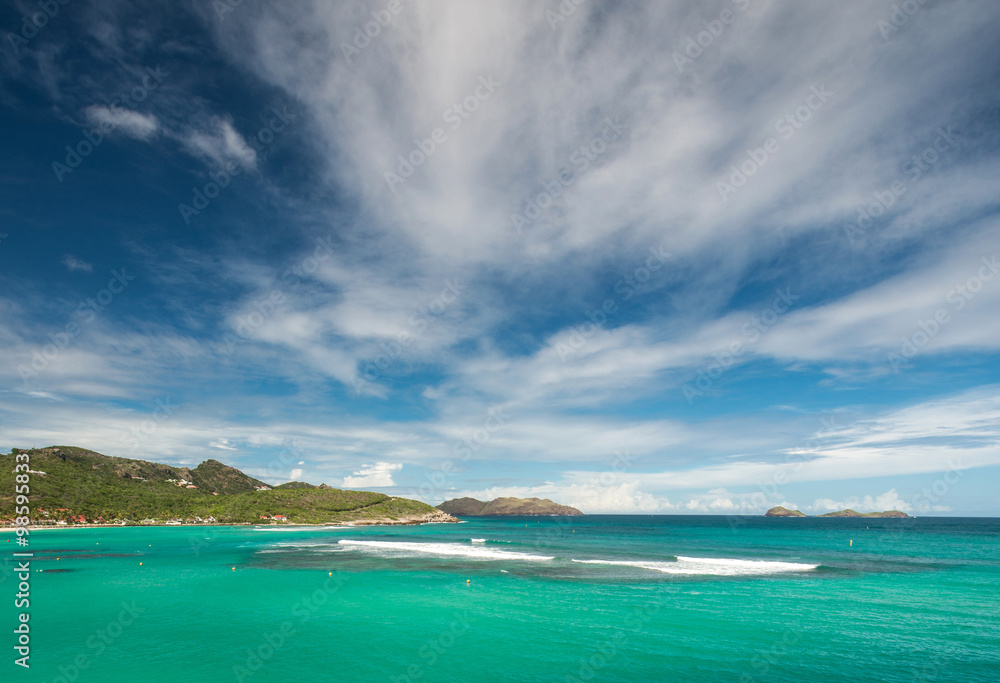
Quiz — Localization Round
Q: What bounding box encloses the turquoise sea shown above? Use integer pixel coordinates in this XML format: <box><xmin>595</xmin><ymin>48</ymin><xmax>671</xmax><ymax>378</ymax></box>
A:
<box><xmin>5</xmin><ymin>516</ymin><xmax>999</xmax><ymax>682</ymax></box>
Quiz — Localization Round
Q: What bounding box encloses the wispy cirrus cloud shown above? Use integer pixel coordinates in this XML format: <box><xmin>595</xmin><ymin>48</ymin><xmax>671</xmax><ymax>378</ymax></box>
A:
<box><xmin>1</xmin><ymin>0</ymin><xmax>999</xmax><ymax>514</ymax></box>
<box><xmin>83</xmin><ymin>104</ymin><xmax>159</xmax><ymax>140</ymax></box>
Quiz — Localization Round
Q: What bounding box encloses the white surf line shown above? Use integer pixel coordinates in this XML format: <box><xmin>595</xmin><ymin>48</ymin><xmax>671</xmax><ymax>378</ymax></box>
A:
<box><xmin>338</xmin><ymin>540</ymin><xmax>553</xmax><ymax>561</ymax></box>
<box><xmin>572</xmin><ymin>556</ymin><xmax>817</xmax><ymax>576</ymax></box>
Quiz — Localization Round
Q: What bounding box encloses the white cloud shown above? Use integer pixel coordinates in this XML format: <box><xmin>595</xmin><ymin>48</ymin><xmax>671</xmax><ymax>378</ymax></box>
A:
<box><xmin>809</xmin><ymin>489</ymin><xmax>912</xmax><ymax>514</ymax></box>
<box><xmin>62</xmin><ymin>255</ymin><xmax>93</xmax><ymax>273</ymax></box>
<box><xmin>179</xmin><ymin>116</ymin><xmax>257</xmax><ymax>170</ymax></box>
<box><xmin>83</xmin><ymin>105</ymin><xmax>159</xmax><ymax>140</ymax></box>
<box><xmin>4</xmin><ymin>1</ymin><xmax>999</xmax><ymax>515</ymax></box>
<box><xmin>209</xmin><ymin>438</ymin><xmax>237</xmax><ymax>451</ymax></box>
<box><xmin>289</xmin><ymin>468</ymin><xmax>303</xmax><ymax>480</ymax></box>
<box><xmin>342</xmin><ymin>462</ymin><xmax>402</xmax><ymax>488</ymax></box>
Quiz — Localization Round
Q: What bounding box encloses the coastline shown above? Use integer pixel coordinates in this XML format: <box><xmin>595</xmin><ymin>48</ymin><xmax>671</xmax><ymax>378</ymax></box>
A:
<box><xmin>1</xmin><ymin>513</ymin><xmax>458</xmax><ymax>532</ymax></box>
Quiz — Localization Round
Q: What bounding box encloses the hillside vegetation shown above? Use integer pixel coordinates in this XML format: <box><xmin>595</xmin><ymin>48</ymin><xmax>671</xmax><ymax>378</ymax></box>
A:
<box><xmin>1</xmin><ymin>446</ymin><xmax>453</xmax><ymax>525</ymax></box>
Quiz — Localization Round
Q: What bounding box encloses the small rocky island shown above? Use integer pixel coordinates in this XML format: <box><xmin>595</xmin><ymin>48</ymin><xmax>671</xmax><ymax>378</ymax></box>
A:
<box><xmin>437</xmin><ymin>496</ymin><xmax>583</xmax><ymax>516</ymax></box>
<box><xmin>765</xmin><ymin>506</ymin><xmax>910</xmax><ymax>518</ymax></box>
<box><xmin>764</xmin><ymin>506</ymin><xmax>807</xmax><ymax>517</ymax></box>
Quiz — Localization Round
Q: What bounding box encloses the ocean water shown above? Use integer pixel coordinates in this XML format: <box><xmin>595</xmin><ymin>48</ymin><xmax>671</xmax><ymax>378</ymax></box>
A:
<box><xmin>6</xmin><ymin>516</ymin><xmax>999</xmax><ymax>682</ymax></box>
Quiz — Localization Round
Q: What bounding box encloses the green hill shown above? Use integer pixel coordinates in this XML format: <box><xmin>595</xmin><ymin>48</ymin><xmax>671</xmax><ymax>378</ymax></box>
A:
<box><xmin>189</xmin><ymin>458</ymin><xmax>268</xmax><ymax>494</ymax></box>
<box><xmin>436</xmin><ymin>497</ymin><xmax>489</xmax><ymax>515</ymax></box>
<box><xmin>1</xmin><ymin>446</ymin><xmax>454</xmax><ymax>526</ymax></box>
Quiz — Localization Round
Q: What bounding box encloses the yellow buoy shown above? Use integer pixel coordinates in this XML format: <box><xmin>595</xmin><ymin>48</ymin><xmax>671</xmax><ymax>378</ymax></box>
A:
<box><xmin>232</xmin><ymin>567</ymin><xmax>236</xmax><ymax>571</ymax></box>
<box><xmin>139</xmin><ymin>562</ymin><xmax>143</xmax><ymax>565</ymax></box>
<box><xmin>849</xmin><ymin>539</ymin><xmax>853</xmax><ymax>547</ymax></box>
<box><xmin>466</xmin><ymin>579</ymin><xmax>470</xmax><ymax>585</ymax></box>
<box><xmin>328</xmin><ymin>572</ymin><xmax>332</xmax><ymax>576</ymax></box>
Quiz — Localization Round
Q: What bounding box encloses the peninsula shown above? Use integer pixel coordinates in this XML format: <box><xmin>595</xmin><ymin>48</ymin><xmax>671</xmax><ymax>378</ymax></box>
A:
<box><xmin>437</xmin><ymin>496</ymin><xmax>583</xmax><ymax>516</ymax></box>
<box><xmin>1</xmin><ymin>446</ymin><xmax>456</xmax><ymax>527</ymax></box>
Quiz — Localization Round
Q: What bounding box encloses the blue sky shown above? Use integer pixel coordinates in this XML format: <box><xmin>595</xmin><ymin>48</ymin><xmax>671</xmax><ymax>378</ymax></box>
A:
<box><xmin>2</xmin><ymin>0</ymin><xmax>999</xmax><ymax>515</ymax></box>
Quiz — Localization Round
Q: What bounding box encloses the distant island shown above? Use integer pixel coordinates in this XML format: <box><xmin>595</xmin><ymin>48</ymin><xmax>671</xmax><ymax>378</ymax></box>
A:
<box><xmin>0</xmin><ymin>446</ymin><xmax>457</xmax><ymax>527</ymax></box>
<box><xmin>437</xmin><ymin>496</ymin><xmax>583</xmax><ymax>516</ymax></box>
<box><xmin>764</xmin><ymin>506</ymin><xmax>807</xmax><ymax>517</ymax></box>
<box><xmin>765</xmin><ymin>506</ymin><xmax>910</xmax><ymax>518</ymax></box>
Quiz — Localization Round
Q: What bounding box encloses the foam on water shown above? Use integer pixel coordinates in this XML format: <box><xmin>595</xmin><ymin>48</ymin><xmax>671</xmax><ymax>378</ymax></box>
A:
<box><xmin>258</xmin><ymin>547</ymin><xmax>349</xmax><ymax>554</ymax></box>
<box><xmin>257</xmin><ymin>540</ymin><xmax>349</xmax><ymax>553</ymax></box>
<box><xmin>470</xmin><ymin>538</ymin><xmax>486</xmax><ymax>543</ymax></box>
<box><xmin>572</xmin><ymin>556</ymin><xmax>817</xmax><ymax>576</ymax></box>
<box><xmin>338</xmin><ymin>540</ymin><xmax>553</xmax><ymax>561</ymax></box>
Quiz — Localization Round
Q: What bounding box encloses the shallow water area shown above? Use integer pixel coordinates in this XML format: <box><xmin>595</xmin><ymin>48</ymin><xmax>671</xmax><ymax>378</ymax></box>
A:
<box><xmin>8</xmin><ymin>515</ymin><xmax>999</xmax><ymax>682</ymax></box>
